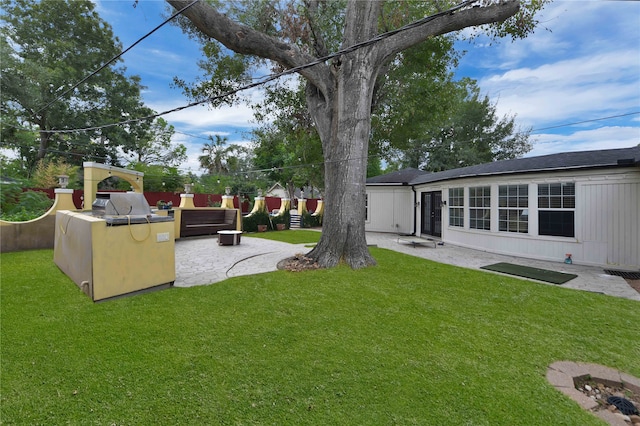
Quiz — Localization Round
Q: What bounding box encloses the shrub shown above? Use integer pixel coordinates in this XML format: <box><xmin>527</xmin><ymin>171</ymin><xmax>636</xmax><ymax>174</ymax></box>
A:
<box><xmin>270</xmin><ymin>211</ymin><xmax>291</xmax><ymax>230</ymax></box>
<box><xmin>207</xmin><ymin>196</ymin><xmax>222</xmax><ymax>207</ymax></box>
<box><xmin>0</xmin><ymin>183</ymin><xmax>22</xmax><ymax>215</ymax></box>
<box><xmin>0</xmin><ymin>188</ymin><xmax>53</xmax><ymax>221</ymax></box>
<box><xmin>32</xmin><ymin>159</ymin><xmax>78</xmax><ymax>189</ymax></box>
<box><xmin>242</xmin><ymin>210</ymin><xmax>270</xmax><ymax>233</ymax></box>
<box><xmin>301</xmin><ymin>211</ymin><xmax>322</xmax><ymax>228</ymax></box>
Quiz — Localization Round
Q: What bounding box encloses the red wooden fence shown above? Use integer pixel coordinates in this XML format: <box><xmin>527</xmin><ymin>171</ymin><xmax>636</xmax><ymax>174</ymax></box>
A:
<box><xmin>29</xmin><ymin>189</ymin><xmax>319</xmax><ymax>214</ymax></box>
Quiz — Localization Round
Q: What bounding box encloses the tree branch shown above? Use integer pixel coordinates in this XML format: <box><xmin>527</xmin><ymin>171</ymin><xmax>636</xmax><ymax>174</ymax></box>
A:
<box><xmin>304</xmin><ymin>0</ymin><xmax>328</xmax><ymax>58</ymax></box>
<box><xmin>373</xmin><ymin>0</ymin><xmax>520</xmax><ymax>63</ymax></box>
<box><xmin>166</xmin><ymin>0</ymin><xmax>331</xmax><ymax>95</ymax></box>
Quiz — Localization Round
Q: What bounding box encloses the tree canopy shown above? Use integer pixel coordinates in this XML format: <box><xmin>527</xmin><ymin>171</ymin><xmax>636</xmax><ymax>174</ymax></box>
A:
<box><xmin>121</xmin><ymin>118</ymin><xmax>186</xmax><ymax>167</ymax></box>
<box><xmin>198</xmin><ymin>134</ymin><xmax>249</xmax><ymax>175</ymax></box>
<box><xmin>0</xmin><ymin>0</ymin><xmax>174</xmax><ymax>176</ymax></box>
<box><xmin>385</xmin><ymin>78</ymin><xmax>532</xmax><ymax>171</ymax></box>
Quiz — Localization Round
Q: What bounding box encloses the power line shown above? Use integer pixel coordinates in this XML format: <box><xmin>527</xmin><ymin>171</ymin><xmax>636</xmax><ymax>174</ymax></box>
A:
<box><xmin>32</xmin><ymin>0</ymin><xmax>200</xmax><ymax>117</ymax></box>
<box><xmin>174</xmin><ymin>130</ymin><xmax>216</xmax><ymax>141</ymax></box>
<box><xmin>0</xmin><ymin>138</ymin><xmax>380</xmax><ymax>178</ymax></box>
<box><xmin>4</xmin><ymin>110</ymin><xmax>638</xmax><ymax>161</ymax></box>
<box><xmin>530</xmin><ymin>112</ymin><xmax>640</xmax><ymax>133</ymax></box>
<box><xmin>44</xmin><ymin>0</ymin><xmax>478</xmax><ymax>134</ymax></box>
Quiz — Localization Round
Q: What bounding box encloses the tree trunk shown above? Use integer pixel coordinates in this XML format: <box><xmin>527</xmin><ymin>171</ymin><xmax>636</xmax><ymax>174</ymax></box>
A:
<box><xmin>303</xmin><ymin>1</ymin><xmax>382</xmax><ymax>268</ymax></box>
<box><xmin>37</xmin><ymin>127</ymin><xmax>50</xmax><ymax>161</ymax></box>
<box><xmin>306</xmin><ymin>49</ymin><xmax>378</xmax><ymax>269</ymax></box>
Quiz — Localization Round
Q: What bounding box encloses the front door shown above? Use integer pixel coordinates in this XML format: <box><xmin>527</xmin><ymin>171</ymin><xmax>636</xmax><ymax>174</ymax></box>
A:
<box><xmin>421</xmin><ymin>191</ymin><xmax>442</xmax><ymax>238</ymax></box>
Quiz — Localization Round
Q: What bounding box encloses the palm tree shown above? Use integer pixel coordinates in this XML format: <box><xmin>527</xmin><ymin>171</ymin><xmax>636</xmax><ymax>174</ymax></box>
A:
<box><xmin>199</xmin><ymin>135</ymin><xmax>230</xmax><ymax>175</ymax></box>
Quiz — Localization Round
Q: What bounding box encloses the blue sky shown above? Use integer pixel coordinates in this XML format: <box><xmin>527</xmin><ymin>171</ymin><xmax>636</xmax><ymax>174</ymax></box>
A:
<box><xmin>95</xmin><ymin>0</ymin><xmax>640</xmax><ymax>173</ymax></box>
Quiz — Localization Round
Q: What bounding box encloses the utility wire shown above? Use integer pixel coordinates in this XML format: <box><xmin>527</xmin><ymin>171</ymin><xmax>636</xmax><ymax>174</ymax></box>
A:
<box><xmin>33</xmin><ymin>0</ymin><xmax>200</xmax><ymax>117</ymax></box>
<box><xmin>174</xmin><ymin>130</ymin><xmax>217</xmax><ymax>140</ymax></box>
<box><xmin>530</xmin><ymin>111</ymin><xmax>640</xmax><ymax>133</ymax></box>
<box><xmin>0</xmin><ymin>111</ymin><xmax>640</xmax><ymax>159</ymax></box>
<box><xmin>44</xmin><ymin>0</ymin><xmax>478</xmax><ymax>134</ymax></box>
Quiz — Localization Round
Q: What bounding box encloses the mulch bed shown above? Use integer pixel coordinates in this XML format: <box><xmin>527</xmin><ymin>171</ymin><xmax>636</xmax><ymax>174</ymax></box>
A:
<box><xmin>277</xmin><ymin>253</ymin><xmax>321</xmax><ymax>272</ymax></box>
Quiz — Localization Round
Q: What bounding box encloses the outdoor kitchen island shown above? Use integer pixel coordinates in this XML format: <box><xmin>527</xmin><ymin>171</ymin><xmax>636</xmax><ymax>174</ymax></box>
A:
<box><xmin>54</xmin><ymin>193</ymin><xmax>176</xmax><ymax>302</ymax></box>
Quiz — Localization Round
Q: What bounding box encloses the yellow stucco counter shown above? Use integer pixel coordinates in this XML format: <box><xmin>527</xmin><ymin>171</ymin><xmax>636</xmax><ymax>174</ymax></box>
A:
<box><xmin>54</xmin><ymin>211</ymin><xmax>175</xmax><ymax>302</ymax></box>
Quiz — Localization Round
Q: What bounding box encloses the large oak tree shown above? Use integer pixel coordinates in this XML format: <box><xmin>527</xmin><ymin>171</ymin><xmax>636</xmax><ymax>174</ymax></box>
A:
<box><xmin>168</xmin><ymin>0</ymin><xmax>542</xmax><ymax>269</ymax></box>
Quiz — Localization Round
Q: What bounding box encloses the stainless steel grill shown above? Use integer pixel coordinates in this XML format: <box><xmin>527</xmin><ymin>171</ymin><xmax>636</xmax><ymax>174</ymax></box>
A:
<box><xmin>92</xmin><ymin>192</ymin><xmax>172</xmax><ymax>226</ymax></box>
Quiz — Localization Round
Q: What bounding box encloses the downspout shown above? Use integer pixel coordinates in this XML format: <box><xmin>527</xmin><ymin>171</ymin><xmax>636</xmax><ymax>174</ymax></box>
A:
<box><xmin>411</xmin><ymin>185</ymin><xmax>417</xmax><ymax>236</ymax></box>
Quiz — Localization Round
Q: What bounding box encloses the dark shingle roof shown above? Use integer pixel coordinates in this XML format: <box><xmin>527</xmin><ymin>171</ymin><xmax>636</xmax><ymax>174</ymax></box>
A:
<box><xmin>366</xmin><ymin>167</ymin><xmax>430</xmax><ymax>185</ymax></box>
<box><xmin>369</xmin><ymin>147</ymin><xmax>639</xmax><ymax>186</ymax></box>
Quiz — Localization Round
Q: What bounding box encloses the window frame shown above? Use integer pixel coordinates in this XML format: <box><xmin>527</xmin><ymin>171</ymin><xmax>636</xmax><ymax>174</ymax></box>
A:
<box><xmin>469</xmin><ymin>186</ymin><xmax>491</xmax><ymax>231</ymax></box>
<box><xmin>498</xmin><ymin>184</ymin><xmax>529</xmax><ymax>233</ymax></box>
<box><xmin>537</xmin><ymin>182</ymin><xmax>575</xmax><ymax>237</ymax></box>
<box><xmin>448</xmin><ymin>187</ymin><xmax>464</xmax><ymax>227</ymax></box>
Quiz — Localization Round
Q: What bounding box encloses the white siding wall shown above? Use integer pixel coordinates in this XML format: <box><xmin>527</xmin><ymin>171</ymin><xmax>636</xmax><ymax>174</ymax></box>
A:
<box><xmin>365</xmin><ymin>186</ymin><xmax>414</xmax><ymax>234</ymax></box>
<box><xmin>415</xmin><ymin>168</ymin><xmax>639</xmax><ymax>269</ymax></box>
<box><xmin>580</xmin><ymin>180</ymin><xmax>640</xmax><ymax>269</ymax></box>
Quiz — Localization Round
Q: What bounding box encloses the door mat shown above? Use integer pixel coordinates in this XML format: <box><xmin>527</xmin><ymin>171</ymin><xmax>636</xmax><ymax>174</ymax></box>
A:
<box><xmin>480</xmin><ymin>262</ymin><xmax>578</xmax><ymax>284</ymax></box>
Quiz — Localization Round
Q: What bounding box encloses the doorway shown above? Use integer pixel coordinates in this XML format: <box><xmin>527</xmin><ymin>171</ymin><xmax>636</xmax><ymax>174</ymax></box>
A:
<box><xmin>421</xmin><ymin>191</ymin><xmax>442</xmax><ymax>238</ymax></box>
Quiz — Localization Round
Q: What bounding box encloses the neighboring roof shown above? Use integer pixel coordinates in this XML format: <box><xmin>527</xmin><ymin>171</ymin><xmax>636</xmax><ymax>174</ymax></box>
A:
<box><xmin>267</xmin><ymin>183</ymin><xmax>284</xmax><ymax>191</ymax></box>
<box><xmin>368</xmin><ymin>147</ymin><xmax>640</xmax><ymax>186</ymax></box>
<box><xmin>266</xmin><ymin>183</ymin><xmax>323</xmax><ymax>199</ymax></box>
<box><xmin>366</xmin><ymin>167</ymin><xmax>430</xmax><ymax>185</ymax></box>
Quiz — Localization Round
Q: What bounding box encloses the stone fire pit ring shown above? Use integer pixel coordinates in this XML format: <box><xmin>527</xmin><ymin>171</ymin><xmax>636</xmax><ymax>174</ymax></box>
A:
<box><xmin>546</xmin><ymin>361</ymin><xmax>640</xmax><ymax>425</ymax></box>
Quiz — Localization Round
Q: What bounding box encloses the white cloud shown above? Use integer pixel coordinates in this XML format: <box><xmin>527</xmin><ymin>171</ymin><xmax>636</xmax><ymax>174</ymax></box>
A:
<box><xmin>153</xmin><ymin>102</ymin><xmax>257</xmax><ymax>129</ymax></box>
<box><xmin>488</xmin><ymin>78</ymin><xmax>638</xmax><ymax>126</ymax></box>
<box><xmin>481</xmin><ymin>47</ymin><xmax>639</xmax><ymax>127</ymax></box>
<box><xmin>486</xmin><ymin>51</ymin><xmax>638</xmax><ymax>87</ymax></box>
<box><xmin>528</xmin><ymin>126</ymin><xmax>640</xmax><ymax>157</ymax></box>
<box><xmin>458</xmin><ymin>0</ymin><xmax>640</xmax><ymax>148</ymax></box>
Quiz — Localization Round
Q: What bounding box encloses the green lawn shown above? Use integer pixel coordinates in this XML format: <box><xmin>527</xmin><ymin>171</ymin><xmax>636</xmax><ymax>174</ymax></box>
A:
<box><xmin>2</xmin><ymin>242</ymin><xmax>638</xmax><ymax>425</ymax></box>
<box><xmin>246</xmin><ymin>229</ymin><xmax>321</xmax><ymax>245</ymax></box>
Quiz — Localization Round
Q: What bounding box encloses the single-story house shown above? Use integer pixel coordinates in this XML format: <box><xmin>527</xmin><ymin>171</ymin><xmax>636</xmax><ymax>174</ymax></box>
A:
<box><xmin>366</xmin><ymin>146</ymin><xmax>640</xmax><ymax>270</ymax></box>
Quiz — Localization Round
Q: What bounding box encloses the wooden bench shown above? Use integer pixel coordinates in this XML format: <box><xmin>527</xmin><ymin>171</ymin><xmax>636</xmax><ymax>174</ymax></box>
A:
<box><xmin>179</xmin><ymin>209</ymin><xmax>238</xmax><ymax>238</ymax></box>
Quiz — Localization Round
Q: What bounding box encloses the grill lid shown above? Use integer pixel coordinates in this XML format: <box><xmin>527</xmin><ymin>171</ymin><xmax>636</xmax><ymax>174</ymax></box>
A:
<box><xmin>92</xmin><ymin>192</ymin><xmax>152</xmax><ymax>216</ymax></box>
<box><xmin>91</xmin><ymin>193</ymin><xmax>172</xmax><ymax>225</ymax></box>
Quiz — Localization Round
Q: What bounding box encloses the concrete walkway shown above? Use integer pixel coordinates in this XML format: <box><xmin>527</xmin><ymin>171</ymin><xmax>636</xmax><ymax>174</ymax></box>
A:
<box><xmin>174</xmin><ymin>232</ymin><xmax>640</xmax><ymax>302</ymax></box>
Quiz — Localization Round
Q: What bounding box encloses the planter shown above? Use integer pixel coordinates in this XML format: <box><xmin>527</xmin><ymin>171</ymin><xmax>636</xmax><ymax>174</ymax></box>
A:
<box><xmin>257</xmin><ymin>224</ymin><xmax>268</xmax><ymax>232</ymax></box>
<box><xmin>276</xmin><ymin>223</ymin><xmax>286</xmax><ymax>231</ymax></box>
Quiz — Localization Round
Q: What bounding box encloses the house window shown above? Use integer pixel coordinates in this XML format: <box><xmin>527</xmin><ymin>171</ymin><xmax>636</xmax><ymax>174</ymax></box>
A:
<box><xmin>498</xmin><ymin>184</ymin><xmax>528</xmax><ymax>233</ymax></box>
<box><xmin>448</xmin><ymin>187</ymin><xmax>464</xmax><ymax>227</ymax></box>
<box><xmin>538</xmin><ymin>183</ymin><xmax>575</xmax><ymax>237</ymax></box>
<box><xmin>469</xmin><ymin>186</ymin><xmax>491</xmax><ymax>230</ymax></box>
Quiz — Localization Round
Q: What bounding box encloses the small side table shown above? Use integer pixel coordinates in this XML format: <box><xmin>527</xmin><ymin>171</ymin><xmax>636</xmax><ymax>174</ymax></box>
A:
<box><xmin>218</xmin><ymin>230</ymin><xmax>242</xmax><ymax>246</ymax></box>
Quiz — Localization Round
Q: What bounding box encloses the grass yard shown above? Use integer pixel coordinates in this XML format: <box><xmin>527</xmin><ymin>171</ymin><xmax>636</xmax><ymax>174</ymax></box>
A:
<box><xmin>1</xmin><ymin>239</ymin><xmax>639</xmax><ymax>425</ymax></box>
<box><xmin>246</xmin><ymin>229</ymin><xmax>322</xmax><ymax>245</ymax></box>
